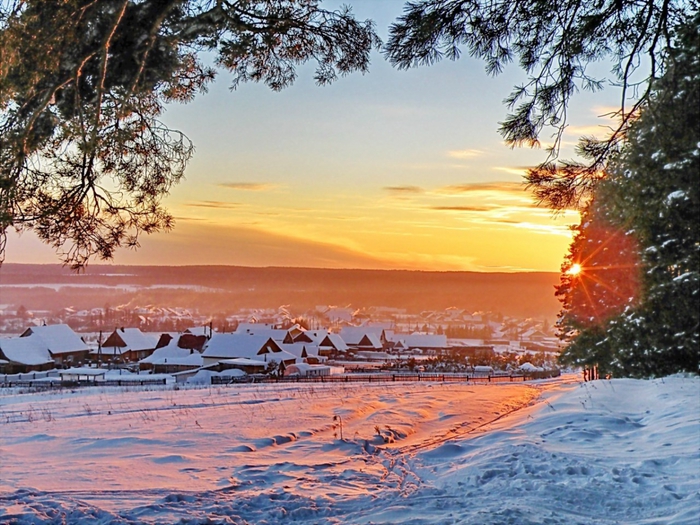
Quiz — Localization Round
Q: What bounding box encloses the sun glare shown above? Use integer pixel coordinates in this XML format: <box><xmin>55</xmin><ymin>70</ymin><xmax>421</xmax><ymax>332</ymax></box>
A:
<box><xmin>567</xmin><ymin>263</ymin><xmax>582</xmax><ymax>276</ymax></box>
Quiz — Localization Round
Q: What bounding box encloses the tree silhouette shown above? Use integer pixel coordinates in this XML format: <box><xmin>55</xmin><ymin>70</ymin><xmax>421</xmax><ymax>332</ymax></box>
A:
<box><xmin>385</xmin><ymin>0</ymin><xmax>692</xmax><ymax>209</ymax></box>
<box><xmin>0</xmin><ymin>0</ymin><xmax>379</xmax><ymax>267</ymax></box>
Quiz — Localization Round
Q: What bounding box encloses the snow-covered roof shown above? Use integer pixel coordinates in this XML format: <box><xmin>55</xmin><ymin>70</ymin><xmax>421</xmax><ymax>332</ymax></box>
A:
<box><xmin>318</xmin><ymin>333</ymin><xmax>349</xmax><ymax>352</ymax></box>
<box><xmin>107</xmin><ymin>328</ymin><xmax>158</xmax><ymax>352</ymax></box>
<box><xmin>280</xmin><ymin>343</ymin><xmax>319</xmax><ymax>360</ymax></box>
<box><xmin>59</xmin><ymin>367</ymin><xmax>108</xmax><ymax>377</ymax></box>
<box><xmin>235</xmin><ymin>325</ymin><xmax>290</xmax><ymax>341</ymax></box>
<box><xmin>217</xmin><ymin>358</ymin><xmax>268</xmax><ymax>367</ymax></box>
<box><xmin>339</xmin><ymin>326</ymin><xmax>384</xmax><ymax>345</ymax></box>
<box><xmin>302</xmin><ymin>329</ymin><xmax>328</xmax><ymax>343</ymax></box>
<box><xmin>184</xmin><ymin>326</ymin><xmax>210</xmax><ymax>337</ymax></box>
<box><xmin>403</xmin><ymin>334</ymin><xmax>448</xmax><ymax>349</ymax></box>
<box><xmin>202</xmin><ymin>333</ymin><xmax>285</xmax><ymax>360</ymax></box>
<box><xmin>285</xmin><ymin>363</ymin><xmax>332</xmax><ymax>375</ymax></box>
<box><xmin>0</xmin><ymin>337</ymin><xmax>53</xmax><ymax>366</ymax></box>
<box><xmin>140</xmin><ymin>345</ymin><xmax>198</xmax><ymax>365</ymax></box>
<box><xmin>351</xmin><ymin>333</ymin><xmax>383</xmax><ymax>349</ymax></box>
<box><xmin>145</xmin><ymin>352</ymin><xmax>203</xmax><ymax>367</ymax></box>
<box><xmin>236</xmin><ymin>322</ymin><xmax>275</xmax><ymax>332</ymax></box>
<box><xmin>21</xmin><ymin>324</ymin><xmax>89</xmax><ymax>355</ymax></box>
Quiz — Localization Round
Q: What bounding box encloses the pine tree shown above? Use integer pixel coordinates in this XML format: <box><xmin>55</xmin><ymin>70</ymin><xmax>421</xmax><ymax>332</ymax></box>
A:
<box><xmin>385</xmin><ymin>0</ymin><xmax>693</xmax><ymax>209</ymax></box>
<box><xmin>0</xmin><ymin>1</ymin><xmax>379</xmax><ymax>267</ymax></box>
<box><xmin>558</xmin><ymin>14</ymin><xmax>700</xmax><ymax>377</ymax></box>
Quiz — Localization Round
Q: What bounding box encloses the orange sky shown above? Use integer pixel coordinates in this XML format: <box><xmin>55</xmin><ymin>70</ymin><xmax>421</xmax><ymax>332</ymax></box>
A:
<box><xmin>6</xmin><ymin>1</ymin><xmax>626</xmax><ymax>272</ymax></box>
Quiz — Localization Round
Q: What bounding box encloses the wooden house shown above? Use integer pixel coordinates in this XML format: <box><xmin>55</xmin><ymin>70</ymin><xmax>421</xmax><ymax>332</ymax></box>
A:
<box><xmin>20</xmin><ymin>324</ymin><xmax>91</xmax><ymax>366</ymax></box>
<box><xmin>101</xmin><ymin>327</ymin><xmax>158</xmax><ymax>362</ymax></box>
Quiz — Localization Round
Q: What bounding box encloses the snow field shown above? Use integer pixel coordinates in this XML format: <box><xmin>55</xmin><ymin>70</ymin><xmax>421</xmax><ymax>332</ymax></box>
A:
<box><xmin>0</xmin><ymin>376</ymin><xmax>697</xmax><ymax>524</ymax></box>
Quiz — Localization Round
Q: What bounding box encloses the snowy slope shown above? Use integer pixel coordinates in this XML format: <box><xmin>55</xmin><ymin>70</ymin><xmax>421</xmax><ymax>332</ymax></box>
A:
<box><xmin>0</xmin><ymin>376</ymin><xmax>697</xmax><ymax>524</ymax></box>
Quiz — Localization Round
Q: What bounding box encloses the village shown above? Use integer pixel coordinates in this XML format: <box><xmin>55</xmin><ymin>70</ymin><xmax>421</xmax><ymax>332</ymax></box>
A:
<box><xmin>0</xmin><ymin>304</ymin><xmax>561</xmax><ymax>386</ymax></box>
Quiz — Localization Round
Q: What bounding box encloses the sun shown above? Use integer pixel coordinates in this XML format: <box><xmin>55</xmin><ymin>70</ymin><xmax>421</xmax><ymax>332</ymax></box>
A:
<box><xmin>567</xmin><ymin>263</ymin><xmax>582</xmax><ymax>276</ymax></box>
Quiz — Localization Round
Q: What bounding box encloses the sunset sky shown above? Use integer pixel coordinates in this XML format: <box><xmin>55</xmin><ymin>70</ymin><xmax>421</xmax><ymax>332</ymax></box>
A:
<box><xmin>6</xmin><ymin>0</ymin><xmax>622</xmax><ymax>272</ymax></box>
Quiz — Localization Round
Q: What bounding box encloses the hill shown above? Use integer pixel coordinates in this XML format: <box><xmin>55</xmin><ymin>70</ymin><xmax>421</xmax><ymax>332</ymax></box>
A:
<box><xmin>0</xmin><ymin>264</ymin><xmax>561</xmax><ymax>318</ymax></box>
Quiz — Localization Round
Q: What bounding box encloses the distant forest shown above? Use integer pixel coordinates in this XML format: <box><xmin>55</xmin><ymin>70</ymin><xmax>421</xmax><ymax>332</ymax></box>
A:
<box><xmin>0</xmin><ymin>265</ymin><xmax>560</xmax><ymax>318</ymax></box>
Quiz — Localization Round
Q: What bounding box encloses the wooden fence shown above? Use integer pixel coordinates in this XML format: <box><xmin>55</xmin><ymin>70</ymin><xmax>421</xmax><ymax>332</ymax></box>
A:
<box><xmin>211</xmin><ymin>369</ymin><xmax>560</xmax><ymax>385</ymax></box>
<box><xmin>0</xmin><ymin>377</ymin><xmax>167</xmax><ymax>388</ymax></box>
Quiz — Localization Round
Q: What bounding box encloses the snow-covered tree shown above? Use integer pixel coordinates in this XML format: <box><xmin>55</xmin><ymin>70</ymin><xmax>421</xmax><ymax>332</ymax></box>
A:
<box><xmin>559</xmin><ymin>14</ymin><xmax>699</xmax><ymax>377</ymax></box>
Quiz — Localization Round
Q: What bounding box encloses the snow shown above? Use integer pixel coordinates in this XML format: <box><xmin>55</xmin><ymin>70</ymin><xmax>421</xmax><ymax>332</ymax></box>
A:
<box><xmin>109</xmin><ymin>328</ymin><xmax>158</xmax><ymax>352</ymax></box>
<box><xmin>22</xmin><ymin>325</ymin><xmax>90</xmax><ymax>355</ymax></box>
<box><xmin>0</xmin><ymin>337</ymin><xmax>53</xmax><ymax>366</ymax></box>
<box><xmin>201</xmin><ymin>332</ymin><xmax>293</xmax><ymax>364</ymax></box>
<box><xmin>139</xmin><ymin>344</ymin><xmax>195</xmax><ymax>364</ymax></box>
<box><xmin>0</xmin><ymin>375</ymin><xmax>697</xmax><ymax>524</ymax></box>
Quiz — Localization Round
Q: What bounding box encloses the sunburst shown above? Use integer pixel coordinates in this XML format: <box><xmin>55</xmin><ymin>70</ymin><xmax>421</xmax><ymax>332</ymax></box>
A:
<box><xmin>567</xmin><ymin>263</ymin><xmax>582</xmax><ymax>276</ymax></box>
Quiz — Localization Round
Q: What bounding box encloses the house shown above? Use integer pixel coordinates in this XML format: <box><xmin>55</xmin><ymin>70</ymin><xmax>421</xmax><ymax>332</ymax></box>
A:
<box><xmin>279</xmin><ymin>343</ymin><xmax>323</xmax><ymax>364</ymax></box>
<box><xmin>401</xmin><ymin>333</ymin><xmax>448</xmax><ymax>354</ymax></box>
<box><xmin>20</xmin><ymin>324</ymin><xmax>91</xmax><ymax>366</ymax></box>
<box><xmin>235</xmin><ymin>323</ymin><xmax>314</xmax><ymax>345</ymax></box>
<box><xmin>319</xmin><ymin>334</ymin><xmax>349</xmax><ymax>356</ymax></box>
<box><xmin>284</xmin><ymin>363</ymin><xmax>343</xmax><ymax>377</ymax></box>
<box><xmin>201</xmin><ymin>333</ymin><xmax>297</xmax><ymax>368</ymax></box>
<box><xmin>339</xmin><ymin>326</ymin><xmax>387</xmax><ymax>348</ymax></box>
<box><xmin>155</xmin><ymin>332</ymin><xmax>208</xmax><ymax>352</ymax></box>
<box><xmin>183</xmin><ymin>326</ymin><xmax>212</xmax><ymax>337</ymax></box>
<box><xmin>139</xmin><ymin>344</ymin><xmax>203</xmax><ymax>374</ymax></box>
<box><xmin>205</xmin><ymin>357</ymin><xmax>268</xmax><ymax>375</ymax></box>
<box><xmin>100</xmin><ymin>327</ymin><xmax>158</xmax><ymax>362</ymax></box>
<box><xmin>0</xmin><ymin>336</ymin><xmax>54</xmax><ymax>373</ymax></box>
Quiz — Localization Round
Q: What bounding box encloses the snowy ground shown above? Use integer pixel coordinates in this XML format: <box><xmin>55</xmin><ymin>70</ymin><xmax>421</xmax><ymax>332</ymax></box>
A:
<box><xmin>0</xmin><ymin>375</ymin><xmax>697</xmax><ymax>524</ymax></box>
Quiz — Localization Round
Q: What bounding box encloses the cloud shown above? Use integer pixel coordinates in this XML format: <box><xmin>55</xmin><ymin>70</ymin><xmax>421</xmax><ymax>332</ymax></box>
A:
<box><xmin>428</xmin><ymin>205</ymin><xmax>495</xmax><ymax>212</ymax></box>
<box><xmin>591</xmin><ymin>105</ymin><xmax>622</xmax><ymax>117</ymax></box>
<box><xmin>111</xmin><ymin>223</ymin><xmax>401</xmax><ymax>270</ymax></box>
<box><xmin>173</xmin><ymin>216</ymin><xmax>209</xmax><ymax>222</ymax></box>
<box><xmin>447</xmin><ymin>149</ymin><xmax>483</xmax><ymax>159</ymax></box>
<box><xmin>218</xmin><ymin>182</ymin><xmax>277</xmax><ymax>191</ymax></box>
<box><xmin>437</xmin><ymin>181</ymin><xmax>525</xmax><ymax>195</ymax></box>
<box><xmin>185</xmin><ymin>201</ymin><xmax>242</xmax><ymax>209</ymax></box>
<box><xmin>564</xmin><ymin>124</ymin><xmax>613</xmax><ymax>137</ymax></box>
<box><xmin>383</xmin><ymin>185</ymin><xmax>424</xmax><ymax>194</ymax></box>
<box><xmin>492</xmin><ymin>166</ymin><xmax>530</xmax><ymax>177</ymax></box>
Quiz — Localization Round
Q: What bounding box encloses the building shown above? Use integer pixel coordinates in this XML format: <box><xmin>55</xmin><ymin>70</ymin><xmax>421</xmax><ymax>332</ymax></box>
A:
<box><xmin>201</xmin><ymin>333</ymin><xmax>297</xmax><ymax>368</ymax></box>
<box><xmin>99</xmin><ymin>327</ymin><xmax>158</xmax><ymax>362</ymax></box>
<box><xmin>21</xmin><ymin>324</ymin><xmax>91</xmax><ymax>365</ymax></box>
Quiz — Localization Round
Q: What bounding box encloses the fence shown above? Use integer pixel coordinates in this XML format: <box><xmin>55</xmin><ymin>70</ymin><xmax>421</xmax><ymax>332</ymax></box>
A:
<box><xmin>0</xmin><ymin>375</ymin><xmax>167</xmax><ymax>389</ymax></box>
<box><xmin>211</xmin><ymin>369</ymin><xmax>560</xmax><ymax>385</ymax></box>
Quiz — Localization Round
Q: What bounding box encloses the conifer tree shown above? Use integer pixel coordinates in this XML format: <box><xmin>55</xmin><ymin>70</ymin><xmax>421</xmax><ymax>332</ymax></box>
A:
<box><xmin>0</xmin><ymin>1</ymin><xmax>379</xmax><ymax>267</ymax></box>
<box><xmin>558</xmin><ymin>14</ymin><xmax>699</xmax><ymax>376</ymax></box>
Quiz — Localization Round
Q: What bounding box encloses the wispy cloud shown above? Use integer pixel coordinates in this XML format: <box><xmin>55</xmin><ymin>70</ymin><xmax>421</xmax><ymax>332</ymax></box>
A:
<box><xmin>591</xmin><ymin>105</ymin><xmax>622</xmax><ymax>117</ymax></box>
<box><xmin>437</xmin><ymin>181</ymin><xmax>525</xmax><ymax>195</ymax></box>
<box><xmin>185</xmin><ymin>201</ymin><xmax>242</xmax><ymax>209</ymax></box>
<box><xmin>218</xmin><ymin>182</ymin><xmax>277</xmax><ymax>191</ymax></box>
<box><xmin>173</xmin><ymin>216</ymin><xmax>209</xmax><ymax>222</ymax></box>
<box><xmin>428</xmin><ymin>205</ymin><xmax>495</xmax><ymax>212</ymax></box>
<box><xmin>383</xmin><ymin>185</ymin><xmax>424</xmax><ymax>194</ymax></box>
<box><xmin>564</xmin><ymin>124</ymin><xmax>613</xmax><ymax>137</ymax></box>
<box><xmin>447</xmin><ymin>149</ymin><xmax>483</xmax><ymax>159</ymax></box>
<box><xmin>492</xmin><ymin>166</ymin><xmax>530</xmax><ymax>177</ymax></box>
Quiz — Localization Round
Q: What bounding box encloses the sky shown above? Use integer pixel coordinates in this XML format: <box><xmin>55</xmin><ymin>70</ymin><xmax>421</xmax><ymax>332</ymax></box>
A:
<box><xmin>5</xmin><ymin>0</ymin><xmax>624</xmax><ymax>272</ymax></box>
